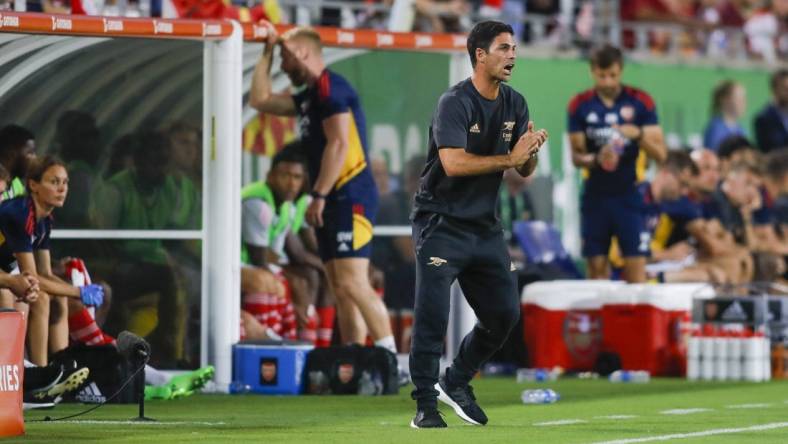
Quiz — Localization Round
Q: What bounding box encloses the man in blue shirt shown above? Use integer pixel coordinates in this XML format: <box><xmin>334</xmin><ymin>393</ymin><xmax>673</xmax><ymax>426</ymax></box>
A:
<box><xmin>248</xmin><ymin>24</ymin><xmax>398</xmax><ymax>355</ymax></box>
<box><xmin>754</xmin><ymin>69</ymin><xmax>788</xmax><ymax>153</ymax></box>
<box><xmin>567</xmin><ymin>44</ymin><xmax>667</xmax><ymax>283</ymax></box>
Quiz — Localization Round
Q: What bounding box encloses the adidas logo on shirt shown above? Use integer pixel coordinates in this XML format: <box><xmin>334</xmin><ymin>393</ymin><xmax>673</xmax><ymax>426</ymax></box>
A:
<box><xmin>469</xmin><ymin>123</ymin><xmax>480</xmax><ymax>133</ymax></box>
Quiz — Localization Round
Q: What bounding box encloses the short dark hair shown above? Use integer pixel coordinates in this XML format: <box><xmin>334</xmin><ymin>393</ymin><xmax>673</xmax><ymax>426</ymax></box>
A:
<box><xmin>134</xmin><ymin>131</ymin><xmax>170</xmax><ymax>167</ymax></box>
<box><xmin>770</xmin><ymin>68</ymin><xmax>788</xmax><ymax>91</ymax></box>
<box><xmin>55</xmin><ymin>110</ymin><xmax>101</xmax><ymax>164</ymax></box>
<box><xmin>272</xmin><ymin>141</ymin><xmax>308</xmax><ymax>171</ymax></box>
<box><xmin>0</xmin><ymin>164</ymin><xmax>10</xmax><ymax>184</ymax></box>
<box><xmin>589</xmin><ymin>44</ymin><xmax>623</xmax><ymax>69</ymax></box>
<box><xmin>764</xmin><ymin>149</ymin><xmax>788</xmax><ymax>181</ymax></box>
<box><xmin>467</xmin><ymin>21</ymin><xmax>514</xmax><ymax>68</ymax></box>
<box><xmin>711</xmin><ymin>80</ymin><xmax>738</xmax><ymax>115</ymax></box>
<box><xmin>663</xmin><ymin>150</ymin><xmax>699</xmax><ymax>176</ymax></box>
<box><xmin>0</xmin><ymin>124</ymin><xmax>34</xmax><ymax>155</ymax></box>
<box><xmin>717</xmin><ymin>135</ymin><xmax>755</xmax><ymax>160</ymax></box>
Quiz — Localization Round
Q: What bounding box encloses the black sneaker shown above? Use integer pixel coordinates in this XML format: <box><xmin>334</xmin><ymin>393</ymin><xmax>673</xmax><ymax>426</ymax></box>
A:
<box><xmin>435</xmin><ymin>377</ymin><xmax>488</xmax><ymax>425</ymax></box>
<box><xmin>410</xmin><ymin>409</ymin><xmax>447</xmax><ymax>428</ymax></box>
<box><xmin>36</xmin><ymin>360</ymin><xmax>90</xmax><ymax>399</ymax></box>
<box><xmin>23</xmin><ymin>364</ymin><xmax>63</xmax><ymax>394</ymax></box>
<box><xmin>23</xmin><ymin>391</ymin><xmax>60</xmax><ymax>410</ymax></box>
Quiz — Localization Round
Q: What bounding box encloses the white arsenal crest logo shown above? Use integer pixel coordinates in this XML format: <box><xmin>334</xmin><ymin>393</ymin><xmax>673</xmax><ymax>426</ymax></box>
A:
<box><xmin>620</xmin><ymin>105</ymin><xmax>635</xmax><ymax>122</ymax></box>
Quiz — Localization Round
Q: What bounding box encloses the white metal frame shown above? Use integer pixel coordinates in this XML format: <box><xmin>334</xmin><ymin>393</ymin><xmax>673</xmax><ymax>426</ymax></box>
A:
<box><xmin>200</xmin><ymin>21</ymin><xmax>243</xmax><ymax>391</ymax></box>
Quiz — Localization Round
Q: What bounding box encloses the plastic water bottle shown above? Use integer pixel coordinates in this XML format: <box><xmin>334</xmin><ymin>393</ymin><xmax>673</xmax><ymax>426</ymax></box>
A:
<box><xmin>521</xmin><ymin>389</ymin><xmax>559</xmax><ymax>404</ymax></box>
<box><xmin>516</xmin><ymin>368</ymin><xmax>557</xmax><ymax>383</ymax></box>
<box><xmin>229</xmin><ymin>381</ymin><xmax>252</xmax><ymax>394</ymax></box>
<box><xmin>608</xmin><ymin>370</ymin><xmax>650</xmax><ymax>383</ymax></box>
<box><xmin>686</xmin><ymin>332</ymin><xmax>701</xmax><ymax>381</ymax></box>
<box><xmin>358</xmin><ymin>371</ymin><xmax>383</xmax><ymax>396</ymax></box>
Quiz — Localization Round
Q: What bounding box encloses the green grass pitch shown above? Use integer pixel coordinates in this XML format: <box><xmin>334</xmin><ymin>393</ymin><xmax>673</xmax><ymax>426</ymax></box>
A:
<box><xmin>15</xmin><ymin>378</ymin><xmax>788</xmax><ymax>443</ymax></box>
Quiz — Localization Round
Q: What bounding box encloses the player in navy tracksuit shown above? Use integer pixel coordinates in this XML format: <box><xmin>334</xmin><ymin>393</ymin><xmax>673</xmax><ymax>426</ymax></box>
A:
<box><xmin>567</xmin><ymin>44</ymin><xmax>667</xmax><ymax>283</ymax></box>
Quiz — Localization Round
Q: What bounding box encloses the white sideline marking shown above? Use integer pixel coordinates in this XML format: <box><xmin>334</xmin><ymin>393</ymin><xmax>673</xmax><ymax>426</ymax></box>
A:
<box><xmin>725</xmin><ymin>403</ymin><xmax>772</xmax><ymax>409</ymax></box>
<box><xmin>659</xmin><ymin>408</ymin><xmax>712</xmax><ymax>415</ymax></box>
<box><xmin>534</xmin><ymin>419</ymin><xmax>587</xmax><ymax>426</ymax></box>
<box><xmin>39</xmin><ymin>420</ymin><xmax>226</xmax><ymax>426</ymax></box>
<box><xmin>591</xmin><ymin>422</ymin><xmax>788</xmax><ymax>444</ymax></box>
<box><xmin>596</xmin><ymin>415</ymin><xmax>637</xmax><ymax>420</ymax></box>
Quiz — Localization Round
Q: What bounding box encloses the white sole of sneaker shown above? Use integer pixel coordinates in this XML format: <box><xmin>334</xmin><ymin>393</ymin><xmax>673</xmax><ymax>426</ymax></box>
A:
<box><xmin>434</xmin><ymin>382</ymin><xmax>482</xmax><ymax>426</ymax></box>
<box><xmin>23</xmin><ymin>402</ymin><xmax>55</xmax><ymax>411</ymax></box>
<box><xmin>410</xmin><ymin>419</ymin><xmax>417</xmax><ymax>429</ymax></box>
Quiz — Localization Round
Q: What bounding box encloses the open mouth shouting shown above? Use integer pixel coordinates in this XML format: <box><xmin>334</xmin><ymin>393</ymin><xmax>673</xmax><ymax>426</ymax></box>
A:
<box><xmin>503</xmin><ymin>62</ymin><xmax>515</xmax><ymax>76</ymax></box>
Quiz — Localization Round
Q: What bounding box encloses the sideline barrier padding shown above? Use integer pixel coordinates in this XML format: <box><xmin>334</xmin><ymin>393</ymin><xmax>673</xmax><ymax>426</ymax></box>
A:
<box><xmin>0</xmin><ymin>12</ymin><xmax>467</xmax><ymax>51</ymax></box>
<box><xmin>0</xmin><ymin>311</ymin><xmax>25</xmax><ymax>437</ymax></box>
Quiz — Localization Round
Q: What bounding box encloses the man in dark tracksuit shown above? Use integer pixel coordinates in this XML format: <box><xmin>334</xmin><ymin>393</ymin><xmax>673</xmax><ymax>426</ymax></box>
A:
<box><xmin>408</xmin><ymin>21</ymin><xmax>548</xmax><ymax>428</ymax></box>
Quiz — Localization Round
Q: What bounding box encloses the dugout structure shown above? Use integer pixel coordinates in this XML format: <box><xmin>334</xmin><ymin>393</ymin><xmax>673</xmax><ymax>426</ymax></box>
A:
<box><xmin>0</xmin><ymin>12</ymin><xmax>466</xmax><ymax>390</ymax></box>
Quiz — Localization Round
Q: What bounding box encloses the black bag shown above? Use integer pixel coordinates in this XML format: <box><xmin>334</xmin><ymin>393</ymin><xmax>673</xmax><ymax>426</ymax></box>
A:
<box><xmin>50</xmin><ymin>344</ymin><xmax>139</xmax><ymax>404</ymax></box>
<box><xmin>304</xmin><ymin>345</ymin><xmax>399</xmax><ymax>395</ymax></box>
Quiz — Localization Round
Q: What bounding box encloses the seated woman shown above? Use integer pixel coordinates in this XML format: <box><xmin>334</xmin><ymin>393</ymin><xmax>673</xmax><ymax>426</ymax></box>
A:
<box><xmin>0</xmin><ymin>155</ymin><xmax>104</xmax><ymax>366</ymax></box>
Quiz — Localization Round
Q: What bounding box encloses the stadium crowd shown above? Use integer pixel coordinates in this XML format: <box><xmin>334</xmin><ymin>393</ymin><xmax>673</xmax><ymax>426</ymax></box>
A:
<box><xmin>1</xmin><ymin>0</ymin><xmax>786</xmax><ymax>62</ymax></box>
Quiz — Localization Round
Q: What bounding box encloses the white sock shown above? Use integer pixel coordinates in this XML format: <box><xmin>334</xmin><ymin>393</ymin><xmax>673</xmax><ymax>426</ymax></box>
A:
<box><xmin>144</xmin><ymin>365</ymin><xmax>170</xmax><ymax>386</ymax></box>
<box><xmin>374</xmin><ymin>335</ymin><xmax>397</xmax><ymax>354</ymax></box>
<box><xmin>24</xmin><ymin>359</ymin><xmax>35</xmax><ymax>368</ymax></box>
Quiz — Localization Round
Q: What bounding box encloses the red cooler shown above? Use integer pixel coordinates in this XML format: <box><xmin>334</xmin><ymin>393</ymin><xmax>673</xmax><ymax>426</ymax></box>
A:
<box><xmin>601</xmin><ymin>284</ymin><xmax>714</xmax><ymax>376</ymax></box>
<box><xmin>521</xmin><ymin>281</ymin><xmax>622</xmax><ymax>371</ymax></box>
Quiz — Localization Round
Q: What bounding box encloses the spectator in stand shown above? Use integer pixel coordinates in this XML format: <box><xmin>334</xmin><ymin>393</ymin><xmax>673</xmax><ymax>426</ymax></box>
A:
<box><xmin>620</xmin><ymin>0</ymin><xmax>697</xmax><ymax>53</ymax></box>
<box><xmin>765</xmin><ymin>149</ymin><xmax>788</xmax><ymax>225</ymax></box>
<box><xmin>694</xmin><ymin>0</ymin><xmax>746</xmax><ymax>55</ymax></box>
<box><xmin>695</xmin><ymin>0</ymin><xmax>746</xmax><ymax>27</ymax></box>
<box><xmin>712</xmin><ymin>162</ymin><xmax>765</xmax><ymax>251</ymax></box>
<box><xmin>412</xmin><ymin>0</ymin><xmax>470</xmax><ymax>33</ymax></box>
<box><xmin>704</xmin><ymin>80</ymin><xmax>748</xmax><ymax>152</ymax></box>
<box><xmin>717</xmin><ymin>135</ymin><xmax>761</xmax><ymax>176</ymax></box>
<box><xmin>0</xmin><ymin>124</ymin><xmax>36</xmax><ymax>201</ymax></box>
<box><xmin>690</xmin><ymin>148</ymin><xmax>723</xmax><ymax>218</ymax></box>
<box><xmin>688</xmin><ymin>149</ymin><xmax>756</xmax><ymax>284</ymax></box>
<box><xmin>749</xmin><ymin>151</ymin><xmax>788</xmax><ymax>255</ymax></box>
<box><xmin>754</xmin><ymin>69</ymin><xmax>788</xmax><ymax>153</ymax></box>
<box><xmin>105</xmin><ymin>134</ymin><xmax>137</xmax><ymax>180</ymax></box>
<box><xmin>53</xmin><ymin>111</ymin><xmax>103</xmax><ymax>228</ymax></box>
<box><xmin>744</xmin><ymin>0</ymin><xmax>788</xmax><ymax>63</ymax></box>
<box><xmin>166</xmin><ymin>121</ymin><xmax>202</xmax><ymax>188</ymax></box>
<box><xmin>640</xmin><ymin>151</ymin><xmax>726</xmax><ymax>283</ymax></box>
<box><xmin>508</xmin><ymin>0</ymin><xmax>560</xmax><ymax>44</ymax></box>
<box><xmin>95</xmin><ymin>131</ymin><xmax>190</xmax><ymax>367</ymax></box>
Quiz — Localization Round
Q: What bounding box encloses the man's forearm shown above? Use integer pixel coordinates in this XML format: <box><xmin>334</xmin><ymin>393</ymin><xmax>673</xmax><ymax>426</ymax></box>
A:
<box><xmin>517</xmin><ymin>155</ymin><xmax>538</xmax><ymax>177</ymax></box>
<box><xmin>248</xmin><ymin>46</ymin><xmax>275</xmax><ymax>109</ymax></box>
<box><xmin>313</xmin><ymin>139</ymin><xmax>347</xmax><ymax>195</ymax></box>
<box><xmin>639</xmin><ymin>130</ymin><xmax>667</xmax><ymax>163</ymax></box>
<box><xmin>440</xmin><ymin>149</ymin><xmax>515</xmax><ymax>177</ymax></box>
<box><xmin>39</xmin><ymin>274</ymin><xmax>79</xmax><ymax>298</ymax></box>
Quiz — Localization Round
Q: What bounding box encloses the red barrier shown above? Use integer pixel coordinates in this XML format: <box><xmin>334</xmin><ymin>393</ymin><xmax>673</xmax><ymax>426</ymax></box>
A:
<box><xmin>0</xmin><ymin>12</ymin><xmax>467</xmax><ymax>51</ymax></box>
<box><xmin>0</xmin><ymin>311</ymin><xmax>25</xmax><ymax>437</ymax></box>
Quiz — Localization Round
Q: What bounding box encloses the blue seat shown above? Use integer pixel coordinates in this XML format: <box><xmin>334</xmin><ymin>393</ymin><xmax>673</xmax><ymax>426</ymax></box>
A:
<box><xmin>512</xmin><ymin>221</ymin><xmax>583</xmax><ymax>279</ymax></box>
